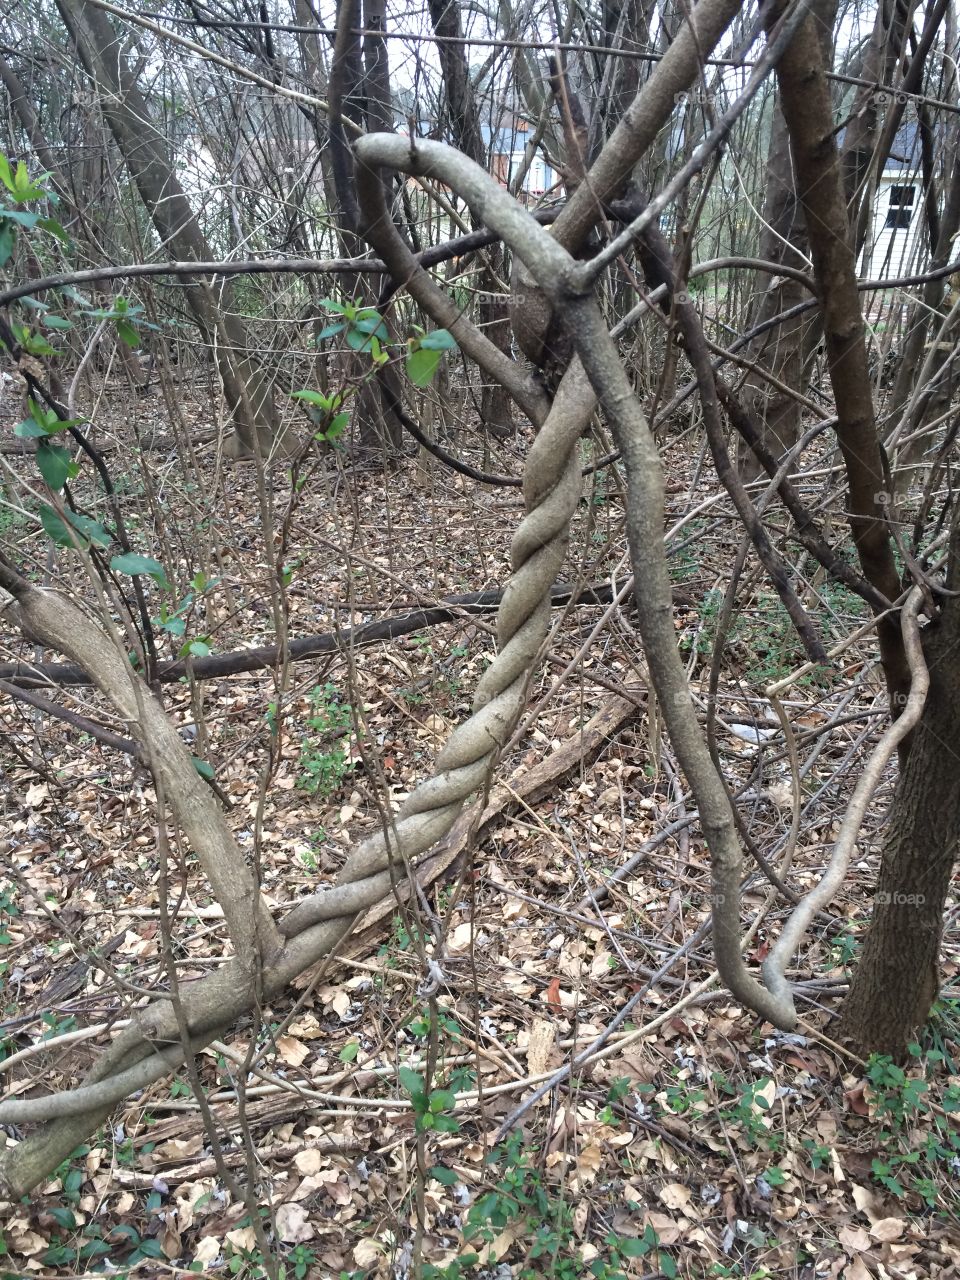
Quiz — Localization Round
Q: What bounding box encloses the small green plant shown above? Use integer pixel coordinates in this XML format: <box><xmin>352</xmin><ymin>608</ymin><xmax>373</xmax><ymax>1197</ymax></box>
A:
<box><xmin>287</xmin><ymin>1244</ymin><xmax>317</xmax><ymax>1279</ymax></box>
<box><xmin>802</xmin><ymin>1138</ymin><xmax>831</xmax><ymax>1170</ymax></box>
<box><xmin>861</xmin><ymin>1048</ymin><xmax>960</xmax><ymax>1209</ymax></box>
<box><xmin>829</xmin><ymin>925</ymin><xmax>860</xmax><ymax>969</ymax></box>
<box><xmin>443</xmin><ymin>1132</ymin><xmax>676</xmax><ymax>1280</ymax></box>
<box><xmin>399</xmin><ymin>1066</ymin><xmax>460</xmax><ymax>1134</ymax></box>
<box><xmin>292</xmin><ymin>387</ymin><xmax>350</xmax><ymax>443</ymax></box>
<box><xmin>865</xmin><ymin>1053</ymin><xmax>928</xmax><ymax>1127</ymax></box>
<box><xmin>296</xmin><ymin>682</ymin><xmax>354</xmax><ymax>796</ymax></box>
<box><xmin>0</xmin><ymin>886</ymin><xmax>19</xmax><ymax>946</ymax></box>
<box><xmin>41</xmin><ymin>1011</ymin><xmax>78</xmax><ymax>1040</ymax></box>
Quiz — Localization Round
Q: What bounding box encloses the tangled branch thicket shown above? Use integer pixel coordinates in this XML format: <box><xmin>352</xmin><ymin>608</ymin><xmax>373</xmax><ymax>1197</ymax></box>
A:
<box><xmin>1</xmin><ymin>0</ymin><xmax>960</xmax><ymax>1267</ymax></box>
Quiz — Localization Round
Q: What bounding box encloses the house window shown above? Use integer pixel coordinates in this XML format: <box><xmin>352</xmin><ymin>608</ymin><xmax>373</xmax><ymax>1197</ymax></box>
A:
<box><xmin>886</xmin><ymin>184</ymin><xmax>915</xmax><ymax>230</ymax></box>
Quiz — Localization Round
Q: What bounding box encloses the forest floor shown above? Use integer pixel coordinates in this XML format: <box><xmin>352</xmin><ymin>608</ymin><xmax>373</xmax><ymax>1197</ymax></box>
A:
<box><xmin>0</xmin><ymin>378</ymin><xmax>959</xmax><ymax>1280</ymax></box>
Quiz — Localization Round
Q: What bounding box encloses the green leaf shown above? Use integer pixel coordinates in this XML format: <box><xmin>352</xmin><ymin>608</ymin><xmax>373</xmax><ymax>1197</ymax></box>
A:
<box><xmin>658</xmin><ymin>1252</ymin><xmax>678</xmax><ymax>1278</ymax></box>
<box><xmin>619</xmin><ymin>1236</ymin><xmax>652</xmax><ymax>1258</ymax></box>
<box><xmin>158</xmin><ymin>615</ymin><xmax>187</xmax><ymax>637</ymax></box>
<box><xmin>182</xmin><ymin>639</ymin><xmax>211</xmax><ymax>657</ymax></box>
<box><xmin>432</xmin><ymin>1113</ymin><xmax>461</xmax><ymax>1133</ymax></box>
<box><xmin>192</xmin><ymin>757</ymin><xmax>214</xmax><ymax>780</ymax></box>
<box><xmin>419</xmin><ymin>328</ymin><xmax>457</xmax><ymax>351</ymax></box>
<box><xmin>14</xmin><ymin>418</ymin><xmax>48</xmax><ymax>439</ymax></box>
<box><xmin>429</xmin><ymin>1089</ymin><xmax>456</xmax><ymax>1112</ymax></box>
<box><xmin>407</xmin><ymin>347</ymin><xmax>443</xmax><ymax>387</ymax></box>
<box><xmin>429</xmin><ymin>1166</ymin><xmax>459</xmax><ymax>1186</ymax></box>
<box><xmin>345</xmin><ymin>326</ymin><xmax>373</xmax><ymax>352</ymax></box>
<box><xmin>0</xmin><ymin>207</ymin><xmax>40</xmax><ymax>228</ymax></box>
<box><xmin>109</xmin><ymin>1223</ymin><xmax>141</xmax><ymax>1242</ymax></box>
<box><xmin>40</xmin><ymin>504</ymin><xmax>82</xmax><ymax>548</ymax></box>
<box><xmin>292</xmin><ymin>389</ymin><xmax>334</xmax><ymax>407</ymax></box>
<box><xmin>110</xmin><ymin>552</ymin><xmax>168</xmax><ymax>586</ymax></box>
<box><xmin>42</xmin><ymin>314</ymin><xmax>73</xmax><ymax>331</ymax></box>
<box><xmin>36</xmin><ymin>443</ymin><xmax>78</xmax><ymax>491</ymax></box>
<box><xmin>68</xmin><ymin>511</ymin><xmax>112</xmax><ymax>547</ymax></box>
<box><xmin>315</xmin><ymin>411</ymin><xmax>349</xmax><ymax>443</ymax></box>
<box><xmin>315</xmin><ymin>321</ymin><xmax>346</xmax><ymax>341</ymax></box>
<box><xmin>49</xmin><ymin>1206</ymin><xmax>77</xmax><ymax>1230</ymax></box>
<box><xmin>116</xmin><ymin>318</ymin><xmax>141</xmax><ymax>348</ymax></box>
<box><xmin>317</xmin><ymin>298</ymin><xmax>350</xmax><ymax>314</ymax></box>
<box><xmin>0</xmin><ymin>220</ymin><xmax>14</xmax><ymax>267</ymax></box>
<box><xmin>37</xmin><ymin>215</ymin><xmax>69</xmax><ymax>243</ymax></box>
<box><xmin>339</xmin><ymin>1041</ymin><xmax>359</xmax><ymax>1063</ymax></box>
<box><xmin>398</xmin><ymin>1066</ymin><xmax>426</xmax><ymax>1106</ymax></box>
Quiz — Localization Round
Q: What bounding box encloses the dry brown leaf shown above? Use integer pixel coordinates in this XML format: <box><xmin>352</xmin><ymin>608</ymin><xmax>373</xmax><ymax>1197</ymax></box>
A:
<box><xmin>276</xmin><ymin>1035</ymin><xmax>309</xmax><ymax>1067</ymax></box>
<box><xmin>868</xmin><ymin>1217</ymin><xmax>904</xmax><ymax>1242</ymax></box>
<box><xmin>276</xmin><ymin>1202</ymin><xmax>314</xmax><ymax>1243</ymax></box>
<box><xmin>353</xmin><ymin>1238</ymin><xmax>385</xmax><ymax>1267</ymax></box>
<box><xmin>839</xmin><ymin>1225</ymin><xmax>872</xmax><ymax>1251</ymax></box>
<box><xmin>658</xmin><ymin>1182</ymin><xmax>693</xmax><ymax>1212</ymax></box>
<box><xmin>294</xmin><ymin>1148</ymin><xmax>324</xmax><ymax>1175</ymax></box>
<box><xmin>193</xmin><ymin>1237</ymin><xmax>222</xmax><ymax>1265</ymax></box>
<box><xmin>225</xmin><ymin>1226</ymin><xmax>257</xmax><ymax>1253</ymax></box>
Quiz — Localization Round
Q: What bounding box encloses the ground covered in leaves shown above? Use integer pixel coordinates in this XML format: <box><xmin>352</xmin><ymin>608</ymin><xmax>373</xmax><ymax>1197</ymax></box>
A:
<box><xmin>1</xmin><ymin>379</ymin><xmax>959</xmax><ymax>1279</ymax></box>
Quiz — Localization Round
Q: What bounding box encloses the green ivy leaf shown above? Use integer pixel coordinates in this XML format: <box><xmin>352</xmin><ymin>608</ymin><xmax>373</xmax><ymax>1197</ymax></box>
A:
<box><xmin>619</xmin><ymin>1237</ymin><xmax>650</xmax><ymax>1258</ymax></box>
<box><xmin>0</xmin><ymin>220</ymin><xmax>15</xmax><ymax>268</ymax></box>
<box><xmin>36</xmin><ymin>215</ymin><xmax>68</xmax><ymax>243</ymax></box>
<box><xmin>191</xmin><ymin>757</ymin><xmax>214</xmax><ymax>780</ymax></box>
<box><xmin>111</xmin><ymin>552</ymin><xmax>168</xmax><ymax>586</ymax></box>
<box><xmin>407</xmin><ymin>347</ymin><xmax>443</xmax><ymax>387</ymax></box>
<box><xmin>419</xmin><ymin>329</ymin><xmax>457</xmax><ymax>351</ymax></box>
<box><xmin>116</xmin><ymin>318</ymin><xmax>141</xmax><ymax>348</ymax></box>
<box><xmin>429</xmin><ymin>1166</ymin><xmax>459</xmax><ymax>1186</ymax></box>
<box><xmin>339</xmin><ymin>1040</ymin><xmax>359</xmax><ymax>1063</ymax></box>
<box><xmin>36</xmin><ymin>443</ymin><xmax>79</xmax><ymax>491</ymax></box>
<box><xmin>398</xmin><ymin>1065</ymin><xmax>427</xmax><ymax>1108</ymax></box>
<box><xmin>292</xmin><ymin>389</ymin><xmax>334</xmax><ymax>408</ymax></box>
<box><xmin>40</xmin><ymin>505</ymin><xmax>110</xmax><ymax>549</ymax></box>
<box><xmin>14</xmin><ymin>419</ymin><xmax>48</xmax><ymax>439</ymax></box>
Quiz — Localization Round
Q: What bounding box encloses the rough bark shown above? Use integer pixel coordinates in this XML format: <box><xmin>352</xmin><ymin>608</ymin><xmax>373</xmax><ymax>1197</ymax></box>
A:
<box><xmin>428</xmin><ymin>0</ymin><xmax>514</xmax><ymax>437</ymax></box>
<box><xmin>736</xmin><ymin>103</ymin><xmax>815</xmax><ymax>482</ymax></box>
<box><xmin>839</xmin><ymin>525</ymin><xmax>960</xmax><ymax>1056</ymax></box>
<box><xmin>769</xmin><ymin>0</ymin><xmax>912</xmax><ymax>734</ymax></box>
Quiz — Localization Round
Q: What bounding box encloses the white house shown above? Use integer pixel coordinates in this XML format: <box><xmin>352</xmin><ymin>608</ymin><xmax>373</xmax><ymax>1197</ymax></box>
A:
<box><xmin>859</xmin><ymin>121</ymin><xmax>926</xmax><ymax>279</ymax></box>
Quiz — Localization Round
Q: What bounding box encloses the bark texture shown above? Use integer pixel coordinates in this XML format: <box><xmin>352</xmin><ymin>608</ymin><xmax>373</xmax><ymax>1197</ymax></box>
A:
<box><xmin>840</xmin><ymin>525</ymin><xmax>960</xmax><ymax>1055</ymax></box>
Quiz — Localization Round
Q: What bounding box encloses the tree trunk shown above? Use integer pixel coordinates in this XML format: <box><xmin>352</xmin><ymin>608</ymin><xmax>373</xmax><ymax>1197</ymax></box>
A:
<box><xmin>53</xmin><ymin>0</ymin><xmax>282</xmax><ymax>460</ymax></box>
<box><xmin>736</xmin><ymin>103</ymin><xmax>813</xmax><ymax>482</ymax></box>
<box><xmin>325</xmin><ymin>0</ymin><xmax>402</xmax><ymax>451</ymax></box>
<box><xmin>428</xmin><ymin>0</ymin><xmax>514</xmax><ymax>438</ymax></box>
<box><xmin>840</xmin><ymin>522</ymin><xmax>960</xmax><ymax>1056</ymax></box>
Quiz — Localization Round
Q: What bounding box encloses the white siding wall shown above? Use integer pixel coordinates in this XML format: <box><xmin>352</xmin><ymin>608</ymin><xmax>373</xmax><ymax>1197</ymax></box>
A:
<box><xmin>861</xmin><ymin>173</ymin><xmax>925</xmax><ymax>278</ymax></box>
